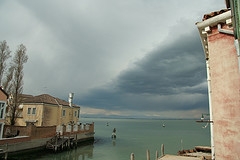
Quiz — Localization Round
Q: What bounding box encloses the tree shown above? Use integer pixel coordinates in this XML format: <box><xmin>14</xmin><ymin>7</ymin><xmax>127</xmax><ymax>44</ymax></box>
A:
<box><xmin>8</xmin><ymin>44</ymin><xmax>28</xmax><ymax>125</ymax></box>
<box><xmin>0</xmin><ymin>40</ymin><xmax>11</xmax><ymax>86</ymax></box>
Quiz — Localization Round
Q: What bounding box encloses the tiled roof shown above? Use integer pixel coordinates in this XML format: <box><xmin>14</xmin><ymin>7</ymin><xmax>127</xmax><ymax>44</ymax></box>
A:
<box><xmin>0</xmin><ymin>87</ymin><xmax>8</xmax><ymax>98</ymax></box>
<box><xmin>22</xmin><ymin>94</ymin><xmax>79</xmax><ymax>108</ymax></box>
<box><xmin>202</xmin><ymin>9</ymin><xmax>230</xmax><ymax>21</ymax></box>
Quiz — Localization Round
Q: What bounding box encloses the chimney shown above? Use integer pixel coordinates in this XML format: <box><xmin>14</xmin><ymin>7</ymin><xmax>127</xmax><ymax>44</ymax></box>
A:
<box><xmin>68</xmin><ymin>93</ymin><xmax>74</xmax><ymax>107</ymax></box>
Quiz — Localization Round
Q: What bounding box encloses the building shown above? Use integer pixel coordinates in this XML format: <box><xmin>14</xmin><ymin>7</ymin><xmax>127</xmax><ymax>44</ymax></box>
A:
<box><xmin>12</xmin><ymin>93</ymin><xmax>80</xmax><ymax>127</ymax></box>
<box><xmin>0</xmin><ymin>93</ymin><xmax>95</xmax><ymax>155</ymax></box>
<box><xmin>0</xmin><ymin>87</ymin><xmax>8</xmax><ymax>139</ymax></box>
<box><xmin>196</xmin><ymin>6</ymin><xmax>240</xmax><ymax>160</ymax></box>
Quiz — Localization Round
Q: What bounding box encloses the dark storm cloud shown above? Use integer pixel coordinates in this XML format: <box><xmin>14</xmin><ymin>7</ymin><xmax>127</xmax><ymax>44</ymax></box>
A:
<box><xmin>118</xmin><ymin>30</ymin><xmax>207</xmax><ymax>95</ymax></box>
<box><xmin>78</xmin><ymin>28</ymin><xmax>209</xmax><ymax>112</ymax></box>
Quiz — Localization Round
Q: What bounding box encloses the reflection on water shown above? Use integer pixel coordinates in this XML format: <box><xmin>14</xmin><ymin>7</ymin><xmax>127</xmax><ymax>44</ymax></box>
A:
<box><xmin>40</xmin><ymin>142</ymin><xmax>94</xmax><ymax>160</ymax></box>
<box><xmin>59</xmin><ymin>145</ymin><xmax>93</xmax><ymax>160</ymax></box>
<box><xmin>8</xmin><ymin>141</ymin><xmax>95</xmax><ymax>160</ymax></box>
<box><xmin>112</xmin><ymin>139</ymin><xmax>116</xmax><ymax>146</ymax></box>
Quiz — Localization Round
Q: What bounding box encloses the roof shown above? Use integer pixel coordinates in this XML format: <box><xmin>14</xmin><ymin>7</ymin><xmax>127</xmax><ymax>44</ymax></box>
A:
<box><xmin>22</xmin><ymin>94</ymin><xmax>80</xmax><ymax>108</ymax></box>
<box><xmin>0</xmin><ymin>87</ymin><xmax>9</xmax><ymax>98</ymax></box>
<box><xmin>202</xmin><ymin>9</ymin><xmax>230</xmax><ymax>21</ymax></box>
<box><xmin>196</xmin><ymin>10</ymin><xmax>232</xmax><ymax>59</ymax></box>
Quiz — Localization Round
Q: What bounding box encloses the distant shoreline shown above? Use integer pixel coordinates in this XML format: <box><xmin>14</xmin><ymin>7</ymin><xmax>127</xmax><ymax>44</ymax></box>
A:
<box><xmin>81</xmin><ymin>116</ymin><xmax>199</xmax><ymax>120</ymax></box>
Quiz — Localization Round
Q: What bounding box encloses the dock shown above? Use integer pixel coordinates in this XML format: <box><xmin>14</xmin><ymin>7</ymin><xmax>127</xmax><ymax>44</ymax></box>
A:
<box><xmin>130</xmin><ymin>145</ymin><xmax>211</xmax><ymax>160</ymax></box>
<box><xmin>158</xmin><ymin>154</ymin><xmax>202</xmax><ymax>160</ymax></box>
<box><xmin>46</xmin><ymin>135</ymin><xmax>76</xmax><ymax>152</ymax></box>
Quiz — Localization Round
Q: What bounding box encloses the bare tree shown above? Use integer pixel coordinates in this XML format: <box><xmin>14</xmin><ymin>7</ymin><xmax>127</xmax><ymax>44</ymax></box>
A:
<box><xmin>2</xmin><ymin>65</ymin><xmax>14</xmax><ymax>93</ymax></box>
<box><xmin>0</xmin><ymin>40</ymin><xmax>11</xmax><ymax>86</ymax></box>
<box><xmin>8</xmin><ymin>44</ymin><xmax>28</xmax><ymax>125</ymax></box>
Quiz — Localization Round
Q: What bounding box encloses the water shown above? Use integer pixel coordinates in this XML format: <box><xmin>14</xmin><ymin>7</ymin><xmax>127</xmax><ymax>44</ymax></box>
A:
<box><xmin>35</xmin><ymin>118</ymin><xmax>210</xmax><ymax>160</ymax></box>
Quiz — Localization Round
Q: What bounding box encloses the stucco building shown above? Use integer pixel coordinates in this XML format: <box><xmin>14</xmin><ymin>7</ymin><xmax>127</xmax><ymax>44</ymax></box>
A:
<box><xmin>196</xmin><ymin>6</ymin><xmax>240</xmax><ymax>160</ymax></box>
<box><xmin>10</xmin><ymin>93</ymin><xmax>80</xmax><ymax>127</ymax></box>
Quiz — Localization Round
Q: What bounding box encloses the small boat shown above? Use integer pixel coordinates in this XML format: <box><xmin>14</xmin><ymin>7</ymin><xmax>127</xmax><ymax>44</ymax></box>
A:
<box><xmin>162</xmin><ymin>124</ymin><xmax>165</xmax><ymax>127</ymax></box>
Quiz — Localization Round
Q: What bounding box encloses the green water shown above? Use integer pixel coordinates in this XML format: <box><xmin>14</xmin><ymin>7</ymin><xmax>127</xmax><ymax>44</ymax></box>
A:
<box><xmin>23</xmin><ymin>118</ymin><xmax>210</xmax><ymax>160</ymax></box>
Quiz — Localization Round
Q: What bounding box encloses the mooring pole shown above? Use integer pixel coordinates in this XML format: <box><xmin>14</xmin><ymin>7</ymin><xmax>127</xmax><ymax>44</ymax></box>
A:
<box><xmin>155</xmin><ymin>150</ymin><xmax>159</xmax><ymax>160</ymax></box>
<box><xmin>4</xmin><ymin>143</ymin><xmax>8</xmax><ymax>160</ymax></box>
<box><xmin>130</xmin><ymin>153</ymin><xmax>135</xmax><ymax>160</ymax></box>
<box><xmin>146</xmin><ymin>149</ymin><xmax>150</xmax><ymax>160</ymax></box>
<box><xmin>161</xmin><ymin>144</ymin><xmax>164</xmax><ymax>156</ymax></box>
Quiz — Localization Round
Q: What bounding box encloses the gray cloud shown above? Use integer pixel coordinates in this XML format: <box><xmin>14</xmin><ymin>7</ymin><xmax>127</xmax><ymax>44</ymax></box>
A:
<box><xmin>78</xmin><ymin>28</ymin><xmax>209</xmax><ymax>113</ymax></box>
<box><xmin>0</xmin><ymin>0</ymin><xmax>226</xmax><ymax>118</ymax></box>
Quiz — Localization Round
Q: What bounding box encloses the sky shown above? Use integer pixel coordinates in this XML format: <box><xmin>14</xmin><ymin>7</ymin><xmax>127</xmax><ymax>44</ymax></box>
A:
<box><xmin>0</xmin><ymin>0</ymin><xmax>227</xmax><ymax>119</ymax></box>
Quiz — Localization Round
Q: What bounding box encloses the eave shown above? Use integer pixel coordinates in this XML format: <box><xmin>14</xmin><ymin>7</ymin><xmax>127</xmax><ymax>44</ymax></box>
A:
<box><xmin>196</xmin><ymin>10</ymin><xmax>232</xmax><ymax>59</ymax></box>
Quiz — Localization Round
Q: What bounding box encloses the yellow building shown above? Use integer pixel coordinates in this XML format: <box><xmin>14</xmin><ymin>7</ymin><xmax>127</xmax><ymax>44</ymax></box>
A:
<box><xmin>0</xmin><ymin>87</ymin><xmax>8</xmax><ymax>138</ymax></box>
<box><xmin>14</xmin><ymin>94</ymin><xmax>80</xmax><ymax>126</ymax></box>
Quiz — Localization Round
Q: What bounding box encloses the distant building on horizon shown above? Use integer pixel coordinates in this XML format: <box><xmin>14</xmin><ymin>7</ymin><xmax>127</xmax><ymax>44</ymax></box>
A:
<box><xmin>196</xmin><ymin>2</ymin><xmax>240</xmax><ymax>159</ymax></box>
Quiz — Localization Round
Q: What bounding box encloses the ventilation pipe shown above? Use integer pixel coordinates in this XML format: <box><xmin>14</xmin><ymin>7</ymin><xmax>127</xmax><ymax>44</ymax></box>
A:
<box><xmin>69</xmin><ymin>93</ymin><xmax>74</xmax><ymax>107</ymax></box>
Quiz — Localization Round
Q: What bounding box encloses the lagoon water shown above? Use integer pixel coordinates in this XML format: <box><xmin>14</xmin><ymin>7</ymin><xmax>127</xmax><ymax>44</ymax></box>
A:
<box><xmin>35</xmin><ymin>118</ymin><xmax>210</xmax><ymax>160</ymax></box>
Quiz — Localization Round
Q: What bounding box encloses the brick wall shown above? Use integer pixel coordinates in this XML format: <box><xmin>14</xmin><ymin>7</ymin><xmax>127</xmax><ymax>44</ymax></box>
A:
<box><xmin>3</xmin><ymin>122</ymin><xmax>94</xmax><ymax>139</ymax></box>
<box><xmin>0</xmin><ymin>136</ymin><xmax>31</xmax><ymax>145</ymax></box>
<box><xmin>3</xmin><ymin>124</ymin><xmax>56</xmax><ymax>139</ymax></box>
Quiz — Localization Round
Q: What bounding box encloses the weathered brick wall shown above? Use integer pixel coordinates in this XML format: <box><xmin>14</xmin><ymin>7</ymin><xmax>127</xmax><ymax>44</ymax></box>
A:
<box><xmin>30</xmin><ymin>125</ymin><xmax>56</xmax><ymax>139</ymax></box>
<box><xmin>3</xmin><ymin>122</ymin><xmax>94</xmax><ymax>139</ymax></box>
<box><xmin>0</xmin><ymin>136</ymin><xmax>31</xmax><ymax>145</ymax></box>
<box><xmin>3</xmin><ymin>125</ymin><xmax>28</xmax><ymax>137</ymax></box>
<box><xmin>3</xmin><ymin>124</ymin><xmax>56</xmax><ymax>139</ymax></box>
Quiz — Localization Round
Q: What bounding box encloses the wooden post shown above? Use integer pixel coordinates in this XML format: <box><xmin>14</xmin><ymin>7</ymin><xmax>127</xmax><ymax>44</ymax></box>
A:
<box><xmin>155</xmin><ymin>150</ymin><xmax>158</xmax><ymax>160</ymax></box>
<box><xmin>68</xmin><ymin>134</ymin><xmax>70</xmax><ymax>149</ymax></box>
<box><xmin>146</xmin><ymin>149</ymin><xmax>150</xmax><ymax>160</ymax></box>
<box><xmin>4</xmin><ymin>143</ymin><xmax>8</xmax><ymax>160</ymax></box>
<box><xmin>130</xmin><ymin>153</ymin><xmax>135</xmax><ymax>160</ymax></box>
<box><xmin>75</xmin><ymin>134</ymin><xmax>77</xmax><ymax>147</ymax></box>
<box><xmin>161</xmin><ymin>144</ymin><xmax>164</xmax><ymax>156</ymax></box>
<box><xmin>55</xmin><ymin>134</ymin><xmax>58</xmax><ymax>146</ymax></box>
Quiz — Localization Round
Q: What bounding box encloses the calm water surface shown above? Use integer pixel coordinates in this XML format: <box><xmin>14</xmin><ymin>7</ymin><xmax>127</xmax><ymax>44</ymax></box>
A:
<box><xmin>35</xmin><ymin>118</ymin><xmax>210</xmax><ymax>160</ymax></box>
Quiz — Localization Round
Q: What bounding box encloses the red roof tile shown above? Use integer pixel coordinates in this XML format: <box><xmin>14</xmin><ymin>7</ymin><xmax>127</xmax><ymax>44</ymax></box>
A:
<box><xmin>202</xmin><ymin>9</ymin><xmax>230</xmax><ymax>21</ymax></box>
<box><xmin>22</xmin><ymin>94</ymin><xmax>79</xmax><ymax>108</ymax></box>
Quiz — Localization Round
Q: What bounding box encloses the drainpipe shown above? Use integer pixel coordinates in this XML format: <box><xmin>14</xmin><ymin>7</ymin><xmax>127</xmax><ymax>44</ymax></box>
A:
<box><xmin>206</xmin><ymin>59</ymin><xmax>215</xmax><ymax>160</ymax></box>
<box><xmin>234</xmin><ymin>40</ymin><xmax>240</xmax><ymax>71</ymax></box>
<box><xmin>78</xmin><ymin>108</ymin><xmax>81</xmax><ymax>125</ymax></box>
<box><xmin>217</xmin><ymin>23</ymin><xmax>234</xmax><ymax>35</ymax></box>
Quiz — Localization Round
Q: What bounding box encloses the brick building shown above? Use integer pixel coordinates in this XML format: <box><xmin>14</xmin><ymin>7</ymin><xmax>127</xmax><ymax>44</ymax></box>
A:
<box><xmin>196</xmin><ymin>7</ymin><xmax>240</xmax><ymax>160</ymax></box>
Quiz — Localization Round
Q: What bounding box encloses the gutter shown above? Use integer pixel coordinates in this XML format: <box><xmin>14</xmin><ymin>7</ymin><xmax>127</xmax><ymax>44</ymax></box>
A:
<box><xmin>196</xmin><ymin>10</ymin><xmax>232</xmax><ymax>59</ymax></box>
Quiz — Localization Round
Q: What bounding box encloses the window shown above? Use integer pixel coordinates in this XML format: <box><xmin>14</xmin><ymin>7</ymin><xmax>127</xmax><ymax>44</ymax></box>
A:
<box><xmin>27</xmin><ymin>108</ymin><xmax>31</xmax><ymax>114</ymax></box>
<box><xmin>62</xmin><ymin>110</ymin><xmax>66</xmax><ymax>117</ymax></box>
<box><xmin>32</xmin><ymin>108</ymin><xmax>36</xmax><ymax>114</ymax></box>
<box><xmin>0</xmin><ymin>102</ymin><xmax>5</xmax><ymax>119</ymax></box>
<box><xmin>74</xmin><ymin>111</ymin><xmax>77</xmax><ymax>117</ymax></box>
